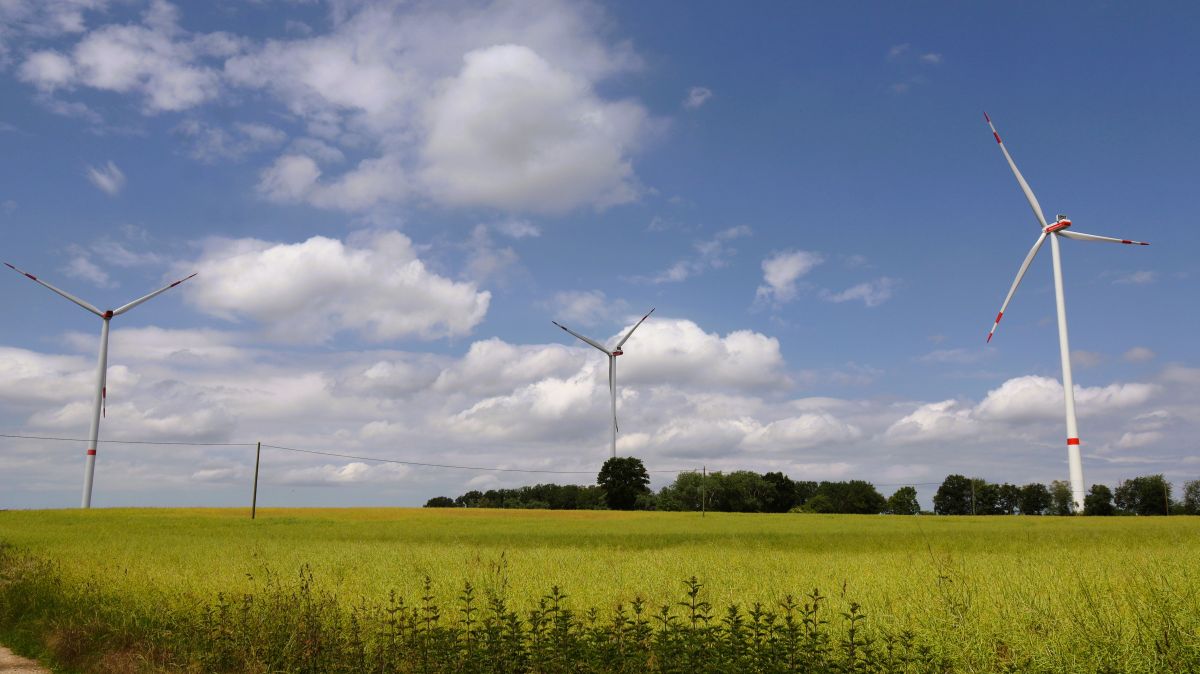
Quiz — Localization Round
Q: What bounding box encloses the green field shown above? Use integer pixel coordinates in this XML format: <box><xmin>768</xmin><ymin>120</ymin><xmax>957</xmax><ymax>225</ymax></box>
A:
<box><xmin>1</xmin><ymin>508</ymin><xmax>1198</xmax><ymax>672</ymax></box>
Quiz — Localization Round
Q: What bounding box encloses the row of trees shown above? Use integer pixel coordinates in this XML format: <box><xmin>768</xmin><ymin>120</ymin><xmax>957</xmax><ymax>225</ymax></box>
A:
<box><xmin>425</xmin><ymin>457</ymin><xmax>1200</xmax><ymax>515</ymax></box>
<box><xmin>933</xmin><ymin>474</ymin><xmax>1199</xmax><ymax>516</ymax></box>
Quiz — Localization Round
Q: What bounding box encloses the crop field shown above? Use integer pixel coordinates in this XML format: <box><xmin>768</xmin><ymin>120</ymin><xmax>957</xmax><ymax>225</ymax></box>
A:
<box><xmin>1</xmin><ymin>508</ymin><xmax>1198</xmax><ymax>672</ymax></box>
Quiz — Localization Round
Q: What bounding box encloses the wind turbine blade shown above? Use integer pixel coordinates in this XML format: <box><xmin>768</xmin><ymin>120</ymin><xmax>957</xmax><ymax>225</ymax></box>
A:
<box><xmin>4</xmin><ymin>262</ymin><xmax>103</xmax><ymax>317</ymax></box>
<box><xmin>614</xmin><ymin>307</ymin><xmax>655</xmax><ymax>349</ymax></box>
<box><xmin>112</xmin><ymin>272</ymin><xmax>197</xmax><ymax>316</ymax></box>
<box><xmin>984</xmin><ymin>113</ymin><xmax>1049</xmax><ymax>228</ymax></box>
<box><xmin>987</xmin><ymin>232</ymin><xmax>1048</xmax><ymax>343</ymax></box>
<box><xmin>1058</xmin><ymin>230</ymin><xmax>1149</xmax><ymax>246</ymax></box>
<box><xmin>551</xmin><ymin>321</ymin><xmax>611</xmax><ymax>354</ymax></box>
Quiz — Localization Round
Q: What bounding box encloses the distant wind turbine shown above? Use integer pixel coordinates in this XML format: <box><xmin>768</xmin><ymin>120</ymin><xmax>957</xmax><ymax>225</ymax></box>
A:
<box><xmin>982</xmin><ymin>113</ymin><xmax>1149</xmax><ymax>512</ymax></box>
<box><xmin>5</xmin><ymin>262</ymin><xmax>197</xmax><ymax>508</ymax></box>
<box><xmin>552</xmin><ymin>309</ymin><xmax>654</xmax><ymax>458</ymax></box>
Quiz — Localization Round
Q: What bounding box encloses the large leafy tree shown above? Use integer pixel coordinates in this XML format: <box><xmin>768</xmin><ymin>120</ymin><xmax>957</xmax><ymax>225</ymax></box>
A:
<box><xmin>1018</xmin><ymin>483</ymin><xmax>1051</xmax><ymax>515</ymax></box>
<box><xmin>887</xmin><ymin>486</ymin><xmax>920</xmax><ymax>515</ymax></box>
<box><xmin>933</xmin><ymin>475</ymin><xmax>973</xmax><ymax>515</ymax></box>
<box><xmin>1083</xmin><ymin>484</ymin><xmax>1115</xmax><ymax>516</ymax></box>
<box><xmin>597</xmin><ymin>457</ymin><xmax>651</xmax><ymax>510</ymax></box>
<box><xmin>1048</xmin><ymin>480</ymin><xmax>1075</xmax><ymax>516</ymax></box>
<box><xmin>762</xmin><ymin>472</ymin><xmax>797</xmax><ymax>513</ymax></box>
<box><xmin>1114</xmin><ymin>474</ymin><xmax>1172</xmax><ymax>516</ymax></box>
<box><xmin>1184</xmin><ymin>480</ymin><xmax>1200</xmax><ymax>515</ymax></box>
<box><xmin>807</xmin><ymin>480</ymin><xmax>886</xmax><ymax>514</ymax></box>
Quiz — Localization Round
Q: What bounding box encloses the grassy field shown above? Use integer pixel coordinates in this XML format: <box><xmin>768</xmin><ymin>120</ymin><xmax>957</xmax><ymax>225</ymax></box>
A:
<box><xmin>1</xmin><ymin>508</ymin><xmax>1198</xmax><ymax>672</ymax></box>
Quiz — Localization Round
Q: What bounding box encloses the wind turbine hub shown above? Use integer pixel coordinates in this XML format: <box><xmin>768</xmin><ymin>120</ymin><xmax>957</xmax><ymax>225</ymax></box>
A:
<box><xmin>103</xmin><ymin>310</ymin><xmax>114</xmax><ymax>319</ymax></box>
<box><xmin>612</xmin><ymin>349</ymin><xmax>623</xmax><ymax>356</ymax></box>
<box><xmin>1044</xmin><ymin>218</ymin><xmax>1072</xmax><ymax>234</ymax></box>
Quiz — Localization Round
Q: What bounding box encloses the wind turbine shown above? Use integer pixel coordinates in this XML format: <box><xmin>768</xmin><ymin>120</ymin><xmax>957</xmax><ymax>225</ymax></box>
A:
<box><xmin>552</xmin><ymin>308</ymin><xmax>654</xmax><ymax>458</ymax></box>
<box><xmin>982</xmin><ymin>113</ymin><xmax>1149</xmax><ymax>512</ymax></box>
<box><xmin>4</xmin><ymin>262</ymin><xmax>197</xmax><ymax>508</ymax></box>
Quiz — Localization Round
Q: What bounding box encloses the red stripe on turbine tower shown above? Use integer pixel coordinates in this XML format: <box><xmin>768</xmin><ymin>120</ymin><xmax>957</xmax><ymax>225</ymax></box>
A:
<box><xmin>87</xmin><ymin>449</ymin><xmax>96</xmax><ymax>455</ymax></box>
<box><xmin>1067</xmin><ymin>438</ymin><xmax>1080</xmax><ymax>445</ymax></box>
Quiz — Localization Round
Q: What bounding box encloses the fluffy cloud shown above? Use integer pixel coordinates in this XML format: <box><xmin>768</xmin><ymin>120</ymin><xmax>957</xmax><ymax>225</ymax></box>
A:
<box><xmin>545</xmin><ymin>290</ymin><xmax>625</xmax><ymax>327</ymax></box>
<box><xmin>420</xmin><ymin>44</ymin><xmax>644</xmax><ymax>212</ymax></box>
<box><xmin>224</xmin><ymin>0</ymin><xmax>649</xmax><ymax>213</ymax></box>
<box><xmin>17</xmin><ymin>1</ymin><xmax>236</xmax><ymax>113</ymax></box>
<box><xmin>1</xmin><ymin>323</ymin><xmax>1194</xmax><ymax>507</ymax></box>
<box><xmin>887</xmin><ymin>375</ymin><xmax>1161</xmax><ymax>445</ymax></box>
<box><xmin>820</xmin><ymin>277</ymin><xmax>897</xmax><ymax>307</ymax></box>
<box><xmin>974</xmin><ymin>376</ymin><xmax>1158</xmax><ymax>422</ymax></box>
<box><xmin>175</xmin><ymin>119</ymin><xmax>285</xmax><ymax>163</ymax></box>
<box><xmin>184</xmin><ymin>231</ymin><xmax>490</xmax><ymax>343</ymax></box>
<box><xmin>1123</xmin><ymin>347</ymin><xmax>1155</xmax><ymax>363</ymax></box>
<box><xmin>683</xmin><ymin>86</ymin><xmax>712</xmax><ymax>109</ymax></box>
<box><xmin>12</xmin><ymin>0</ymin><xmax>651</xmax><ymax>213</ymax></box>
<box><xmin>755</xmin><ymin>250</ymin><xmax>824</xmax><ymax>303</ymax></box>
<box><xmin>642</xmin><ymin>226</ymin><xmax>751</xmax><ymax>284</ymax></box>
<box><xmin>614</xmin><ymin>318</ymin><xmax>791</xmax><ymax>390</ymax></box>
<box><xmin>85</xmin><ymin>160</ymin><xmax>125</xmax><ymax>195</ymax></box>
<box><xmin>432</xmin><ymin>339</ymin><xmax>583</xmax><ymax>397</ymax></box>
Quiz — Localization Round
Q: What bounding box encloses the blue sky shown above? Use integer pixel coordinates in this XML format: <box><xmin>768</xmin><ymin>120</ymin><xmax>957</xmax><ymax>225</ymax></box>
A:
<box><xmin>1</xmin><ymin>0</ymin><xmax>1196</xmax><ymax>509</ymax></box>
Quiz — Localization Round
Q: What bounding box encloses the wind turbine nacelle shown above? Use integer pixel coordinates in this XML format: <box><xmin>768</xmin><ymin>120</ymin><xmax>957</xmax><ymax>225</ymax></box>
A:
<box><xmin>1044</xmin><ymin>217</ymin><xmax>1072</xmax><ymax>234</ymax></box>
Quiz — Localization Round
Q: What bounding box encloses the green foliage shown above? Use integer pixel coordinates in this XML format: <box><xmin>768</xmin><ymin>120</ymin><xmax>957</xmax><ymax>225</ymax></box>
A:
<box><xmin>1185</xmin><ymin>479</ymin><xmax>1200</xmax><ymax>515</ymax></box>
<box><xmin>1018</xmin><ymin>483</ymin><xmax>1051</xmax><ymax>515</ymax></box>
<box><xmin>597</xmin><ymin>457</ymin><xmax>651</xmax><ymax>510</ymax></box>
<box><xmin>1083</xmin><ymin>484</ymin><xmax>1116</xmax><ymax>516</ymax></box>
<box><xmin>805</xmin><ymin>480</ymin><xmax>886</xmax><ymax>514</ymax></box>
<box><xmin>451</xmin><ymin>484</ymin><xmax>606</xmax><ymax>510</ymax></box>
<box><xmin>3</xmin><ymin>510</ymin><xmax>1200</xmax><ymax>673</ymax></box>
<box><xmin>887</xmin><ymin>486</ymin><xmax>920</xmax><ymax>515</ymax></box>
<box><xmin>0</xmin><ymin>545</ymin><xmax>953</xmax><ymax>673</ymax></box>
<box><xmin>1115</xmin><ymin>474</ymin><xmax>1172</xmax><ymax>516</ymax></box>
<box><xmin>933</xmin><ymin>474</ymin><xmax>973</xmax><ymax>515</ymax></box>
<box><xmin>1048</xmin><ymin>480</ymin><xmax>1075</xmax><ymax>516</ymax></box>
<box><xmin>425</xmin><ymin>496</ymin><xmax>457</xmax><ymax>508</ymax></box>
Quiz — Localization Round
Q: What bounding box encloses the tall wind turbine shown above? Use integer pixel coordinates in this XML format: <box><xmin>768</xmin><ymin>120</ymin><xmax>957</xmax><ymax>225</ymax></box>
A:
<box><xmin>5</xmin><ymin>262</ymin><xmax>197</xmax><ymax>508</ymax></box>
<box><xmin>982</xmin><ymin>113</ymin><xmax>1149</xmax><ymax>512</ymax></box>
<box><xmin>552</xmin><ymin>308</ymin><xmax>654</xmax><ymax>458</ymax></box>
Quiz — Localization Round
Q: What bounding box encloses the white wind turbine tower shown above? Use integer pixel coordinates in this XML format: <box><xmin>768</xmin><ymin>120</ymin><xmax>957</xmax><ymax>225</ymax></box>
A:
<box><xmin>552</xmin><ymin>308</ymin><xmax>654</xmax><ymax>459</ymax></box>
<box><xmin>982</xmin><ymin>113</ymin><xmax>1149</xmax><ymax>512</ymax></box>
<box><xmin>5</xmin><ymin>262</ymin><xmax>197</xmax><ymax>508</ymax></box>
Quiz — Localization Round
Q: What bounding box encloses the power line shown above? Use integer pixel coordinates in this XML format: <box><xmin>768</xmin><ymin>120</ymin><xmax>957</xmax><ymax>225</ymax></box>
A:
<box><xmin>262</xmin><ymin>443</ymin><xmax>695</xmax><ymax>475</ymax></box>
<box><xmin>0</xmin><ymin>432</ymin><xmax>694</xmax><ymax>475</ymax></box>
<box><xmin>0</xmin><ymin>433</ymin><xmax>254</xmax><ymax>447</ymax></box>
<box><xmin>0</xmin><ymin>433</ymin><xmax>944</xmax><ymax>482</ymax></box>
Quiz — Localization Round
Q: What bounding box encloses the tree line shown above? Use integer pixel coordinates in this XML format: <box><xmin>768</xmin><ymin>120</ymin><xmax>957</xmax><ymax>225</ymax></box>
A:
<box><xmin>425</xmin><ymin>457</ymin><xmax>1200</xmax><ymax>516</ymax></box>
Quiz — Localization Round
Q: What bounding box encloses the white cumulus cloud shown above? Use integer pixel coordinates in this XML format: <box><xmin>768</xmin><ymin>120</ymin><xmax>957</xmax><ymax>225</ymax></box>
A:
<box><xmin>184</xmin><ymin>231</ymin><xmax>490</xmax><ymax>343</ymax></box>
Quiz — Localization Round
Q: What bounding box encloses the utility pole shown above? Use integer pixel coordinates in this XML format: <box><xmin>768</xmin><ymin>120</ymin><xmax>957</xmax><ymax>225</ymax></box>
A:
<box><xmin>701</xmin><ymin>465</ymin><xmax>706</xmax><ymax>518</ymax></box>
<box><xmin>251</xmin><ymin>441</ymin><xmax>261</xmax><ymax>519</ymax></box>
<box><xmin>971</xmin><ymin>480</ymin><xmax>976</xmax><ymax>516</ymax></box>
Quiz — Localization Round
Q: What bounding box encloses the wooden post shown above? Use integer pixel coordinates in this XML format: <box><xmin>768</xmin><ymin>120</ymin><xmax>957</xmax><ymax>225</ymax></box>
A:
<box><xmin>251</xmin><ymin>441</ymin><xmax>261</xmax><ymax>519</ymax></box>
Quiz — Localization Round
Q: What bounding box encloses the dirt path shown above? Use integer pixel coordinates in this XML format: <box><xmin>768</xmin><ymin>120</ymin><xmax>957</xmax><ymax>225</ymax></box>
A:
<box><xmin>0</xmin><ymin>646</ymin><xmax>48</xmax><ymax>674</ymax></box>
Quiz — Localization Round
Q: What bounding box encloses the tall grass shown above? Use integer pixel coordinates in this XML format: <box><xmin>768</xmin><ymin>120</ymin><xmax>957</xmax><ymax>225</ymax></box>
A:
<box><xmin>1</xmin><ymin>508</ymin><xmax>1198</xmax><ymax>672</ymax></box>
<box><xmin>1</xmin><ymin>545</ymin><xmax>946</xmax><ymax>673</ymax></box>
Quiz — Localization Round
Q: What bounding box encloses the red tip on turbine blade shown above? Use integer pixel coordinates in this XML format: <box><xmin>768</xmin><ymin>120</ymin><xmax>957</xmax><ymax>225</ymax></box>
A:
<box><xmin>3</xmin><ymin>263</ymin><xmax>14</xmax><ymax>270</ymax></box>
<box><xmin>983</xmin><ymin>111</ymin><xmax>991</xmax><ymax>123</ymax></box>
<box><xmin>1140</xmin><ymin>242</ymin><xmax>1149</xmax><ymax>245</ymax></box>
<box><xmin>25</xmin><ymin>273</ymin><xmax>37</xmax><ymax>280</ymax></box>
<box><xmin>986</xmin><ymin>332</ymin><xmax>994</xmax><ymax>343</ymax></box>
